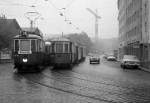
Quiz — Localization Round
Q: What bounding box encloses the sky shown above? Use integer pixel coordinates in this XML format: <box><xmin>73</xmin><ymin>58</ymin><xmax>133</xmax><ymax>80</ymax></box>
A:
<box><xmin>0</xmin><ymin>0</ymin><xmax>118</xmax><ymax>39</ymax></box>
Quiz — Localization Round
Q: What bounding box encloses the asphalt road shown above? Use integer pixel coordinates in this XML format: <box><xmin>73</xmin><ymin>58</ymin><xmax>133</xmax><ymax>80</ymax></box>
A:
<box><xmin>0</xmin><ymin>57</ymin><xmax>150</xmax><ymax>103</ymax></box>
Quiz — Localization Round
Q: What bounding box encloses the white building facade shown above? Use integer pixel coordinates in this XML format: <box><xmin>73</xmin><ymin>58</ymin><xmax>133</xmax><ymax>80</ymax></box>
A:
<box><xmin>118</xmin><ymin>0</ymin><xmax>150</xmax><ymax>69</ymax></box>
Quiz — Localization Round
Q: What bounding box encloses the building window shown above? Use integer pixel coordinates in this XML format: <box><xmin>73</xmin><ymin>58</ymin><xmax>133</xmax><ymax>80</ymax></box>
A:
<box><xmin>145</xmin><ymin>3</ymin><xmax>147</xmax><ymax>16</ymax></box>
<box><xmin>145</xmin><ymin>22</ymin><xmax>147</xmax><ymax>32</ymax></box>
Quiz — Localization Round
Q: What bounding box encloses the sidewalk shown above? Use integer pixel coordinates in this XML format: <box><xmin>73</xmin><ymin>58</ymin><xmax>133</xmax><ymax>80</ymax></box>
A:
<box><xmin>0</xmin><ymin>59</ymin><xmax>12</xmax><ymax>63</ymax></box>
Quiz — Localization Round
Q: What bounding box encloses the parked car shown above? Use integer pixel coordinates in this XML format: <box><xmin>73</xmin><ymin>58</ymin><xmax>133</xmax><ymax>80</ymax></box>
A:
<box><xmin>89</xmin><ymin>55</ymin><xmax>100</xmax><ymax>64</ymax></box>
<box><xmin>120</xmin><ymin>55</ymin><xmax>140</xmax><ymax>69</ymax></box>
<box><xmin>107</xmin><ymin>56</ymin><xmax>116</xmax><ymax>61</ymax></box>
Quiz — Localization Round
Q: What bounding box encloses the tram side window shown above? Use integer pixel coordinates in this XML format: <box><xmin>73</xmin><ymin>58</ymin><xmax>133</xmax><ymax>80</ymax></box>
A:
<box><xmin>15</xmin><ymin>40</ymin><xmax>19</xmax><ymax>52</ymax></box>
<box><xmin>70</xmin><ymin>43</ymin><xmax>72</xmax><ymax>52</ymax></box>
<box><xmin>52</xmin><ymin>43</ymin><xmax>55</xmax><ymax>53</ymax></box>
<box><xmin>64</xmin><ymin>43</ymin><xmax>69</xmax><ymax>53</ymax></box>
<box><xmin>37</xmin><ymin>40</ymin><xmax>39</xmax><ymax>51</ymax></box>
<box><xmin>39</xmin><ymin>40</ymin><xmax>42</xmax><ymax>51</ymax></box>
<box><xmin>37</xmin><ymin>40</ymin><xmax>41</xmax><ymax>52</ymax></box>
<box><xmin>42</xmin><ymin>41</ymin><xmax>45</xmax><ymax>52</ymax></box>
<box><xmin>49</xmin><ymin>46</ymin><xmax>52</xmax><ymax>53</ymax></box>
<box><xmin>56</xmin><ymin>43</ymin><xmax>63</xmax><ymax>53</ymax></box>
<box><xmin>45</xmin><ymin>46</ymin><xmax>49</xmax><ymax>53</ymax></box>
<box><xmin>31</xmin><ymin>40</ymin><xmax>36</xmax><ymax>52</ymax></box>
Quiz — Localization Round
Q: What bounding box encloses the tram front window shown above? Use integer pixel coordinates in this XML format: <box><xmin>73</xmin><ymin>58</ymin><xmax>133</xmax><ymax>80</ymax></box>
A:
<box><xmin>64</xmin><ymin>44</ymin><xmax>69</xmax><ymax>53</ymax></box>
<box><xmin>20</xmin><ymin>40</ymin><xmax>30</xmax><ymax>52</ymax></box>
<box><xmin>31</xmin><ymin>40</ymin><xmax>36</xmax><ymax>52</ymax></box>
<box><xmin>56</xmin><ymin>43</ymin><xmax>63</xmax><ymax>53</ymax></box>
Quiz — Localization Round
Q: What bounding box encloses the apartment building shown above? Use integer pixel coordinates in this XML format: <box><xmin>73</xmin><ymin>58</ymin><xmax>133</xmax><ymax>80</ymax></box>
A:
<box><xmin>118</xmin><ymin>0</ymin><xmax>150</xmax><ymax>69</ymax></box>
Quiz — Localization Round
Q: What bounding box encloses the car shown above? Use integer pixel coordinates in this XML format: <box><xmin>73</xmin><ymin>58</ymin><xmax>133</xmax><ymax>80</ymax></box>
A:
<box><xmin>102</xmin><ymin>54</ymin><xmax>108</xmax><ymax>59</ymax></box>
<box><xmin>89</xmin><ymin>55</ymin><xmax>100</xmax><ymax>64</ymax></box>
<box><xmin>107</xmin><ymin>56</ymin><xmax>116</xmax><ymax>61</ymax></box>
<box><xmin>120</xmin><ymin>55</ymin><xmax>140</xmax><ymax>69</ymax></box>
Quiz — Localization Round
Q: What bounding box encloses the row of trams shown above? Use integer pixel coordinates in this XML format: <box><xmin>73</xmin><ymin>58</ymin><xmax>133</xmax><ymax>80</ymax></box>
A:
<box><xmin>13</xmin><ymin>30</ymin><xmax>86</xmax><ymax>72</ymax></box>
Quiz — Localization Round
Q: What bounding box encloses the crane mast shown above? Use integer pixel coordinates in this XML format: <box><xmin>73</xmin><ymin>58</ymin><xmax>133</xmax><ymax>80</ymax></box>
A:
<box><xmin>86</xmin><ymin>8</ymin><xmax>101</xmax><ymax>43</ymax></box>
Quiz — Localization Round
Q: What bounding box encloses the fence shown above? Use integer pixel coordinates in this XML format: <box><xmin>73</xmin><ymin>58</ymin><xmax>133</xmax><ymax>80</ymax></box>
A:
<box><xmin>0</xmin><ymin>50</ymin><xmax>12</xmax><ymax>63</ymax></box>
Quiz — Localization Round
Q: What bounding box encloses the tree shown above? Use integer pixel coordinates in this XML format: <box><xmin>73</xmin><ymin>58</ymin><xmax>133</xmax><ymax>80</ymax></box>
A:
<box><xmin>67</xmin><ymin>32</ymin><xmax>93</xmax><ymax>54</ymax></box>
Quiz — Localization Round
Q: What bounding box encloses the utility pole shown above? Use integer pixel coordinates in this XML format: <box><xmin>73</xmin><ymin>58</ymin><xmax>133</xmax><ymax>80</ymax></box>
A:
<box><xmin>86</xmin><ymin>8</ymin><xmax>101</xmax><ymax>43</ymax></box>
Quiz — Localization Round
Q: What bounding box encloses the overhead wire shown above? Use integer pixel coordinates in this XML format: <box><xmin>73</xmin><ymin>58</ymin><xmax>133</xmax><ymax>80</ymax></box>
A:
<box><xmin>47</xmin><ymin>0</ymin><xmax>76</xmax><ymax>10</ymax></box>
<box><xmin>46</xmin><ymin>0</ymin><xmax>59</xmax><ymax>10</ymax></box>
<box><xmin>0</xmin><ymin>0</ymin><xmax>42</xmax><ymax>14</ymax></box>
<box><xmin>0</xmin><ymin>1</ymin><xmax>39</xmax><ymax>20</ymax></box>
<box><xmin>46</xmin><ymin>0</ymin><xmax>83</xmax><ymax>33</ymax></box>
<box><xmin>0</xmin><ymin>0</ymin><xmax>43</xmax><ymax>27</ymax></box>
<box><xmin>0</xmin><ymin>0</ymin><xmax>32</xmax><ymax>7</ymax></box>
<box><xmin>65</xmin><ymin>0</ymin><xmax>76</xmax><ymax>9</ymax></box>
<box><xmin>0</xmin><ymin>0</ymin><xmax>84</xmax><ymax>33</ymax></box>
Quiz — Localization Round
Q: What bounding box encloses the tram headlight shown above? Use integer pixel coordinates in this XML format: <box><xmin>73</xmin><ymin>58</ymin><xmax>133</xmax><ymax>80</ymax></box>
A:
<box><xmin>23</xmin><ymin>58</ymin><xmax>28</xmax><ymax>63</ymax></box>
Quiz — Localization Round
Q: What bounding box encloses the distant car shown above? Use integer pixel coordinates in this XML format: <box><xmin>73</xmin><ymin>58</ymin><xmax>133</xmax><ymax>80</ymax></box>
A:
<box><xmin>107</xmin><ymin>56</ymin><xmax>116</xmax><ymax>61</ymax></box>
<box><xmin>89</xmin><ymin>55</ymin><xmax>100</xmax><ymax>64</ymax></box>
<box><xmin>120</xmin><ymin>55</ymin><xmax>140</xmax><ymax>69</ymax></box>
<box><xmin>103</xmin><ymin>54</ymin><xmax>108</xmax><ymax>59</ymax></box>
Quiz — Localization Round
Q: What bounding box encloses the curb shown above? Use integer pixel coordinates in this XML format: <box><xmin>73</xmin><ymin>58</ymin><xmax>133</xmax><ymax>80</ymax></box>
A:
<box><xmin>140</xmin><ymin>66</ymin><xmax>150</xmax><ymax>73</ymax></box>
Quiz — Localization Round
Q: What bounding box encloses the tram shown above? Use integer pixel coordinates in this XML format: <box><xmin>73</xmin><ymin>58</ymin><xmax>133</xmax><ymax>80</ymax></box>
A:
<box><xmin>44</xmin><ymin>41</ymin><xmax>52</xmax><ymax>66</ymax></box>
<box><xmin>13</xmin><ymin>30</ymin><xmax>45</xmax><ymax>72</ymax></box>
<box><xmin>50</xmin><ymin>37</ymin><xmax>86</xmax><ymax>68</ymax></box>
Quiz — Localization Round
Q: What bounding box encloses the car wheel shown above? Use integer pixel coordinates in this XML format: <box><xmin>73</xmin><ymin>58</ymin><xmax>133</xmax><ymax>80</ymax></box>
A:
<box><xmin>123</xmin><ymin>65</ymin><xmax>126</xmax><ymax>69</ymax></box>
<box><xmin>121</xmin><ymin>65</ymin><xmax>124</xmax><ymax>69</ymax></box>
<box><xmin>120</xmin><ymin>64</ymin><xmax>122</xmax><ymax>67</ymax></box>
<box><xmin>134</xmin><ymin>66</ymin><xmax>139</xmax><ymax>69</ymax></box>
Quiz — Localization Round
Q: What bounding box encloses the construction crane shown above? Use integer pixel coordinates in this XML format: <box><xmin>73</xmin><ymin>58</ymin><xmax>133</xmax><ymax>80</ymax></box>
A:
<box><xmin>86</xmin><ymin>8</ymin><xmax>101</xmax><ymax>43</ymax></box>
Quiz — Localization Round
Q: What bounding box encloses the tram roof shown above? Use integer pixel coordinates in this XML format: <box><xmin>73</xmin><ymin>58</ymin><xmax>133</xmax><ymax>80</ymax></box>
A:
<box><xmin>51</xmin><ymin>37</ymin><xmax>70</xmax><ymax>42</ymax></box>
<box><xmin>13</xmin><ymin>34</ymin><xmax>42</xmax><ymax>39</ymax></box>
<box><xmin>45</xmin><ymin>41</ymin><xmax>51</xmax><ymax>45</ymax></box>
<box><xmin>21</xmin><ymin>27</ymin><xmax>43</xmax><ymax>37</ymax></box>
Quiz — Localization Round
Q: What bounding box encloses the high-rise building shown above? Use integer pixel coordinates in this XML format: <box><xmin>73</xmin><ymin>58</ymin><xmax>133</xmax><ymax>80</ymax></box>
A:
<box><xmin>118</xmin><ymin>0</ymin><xmax>150</xmax><ymax>69</ymax></box>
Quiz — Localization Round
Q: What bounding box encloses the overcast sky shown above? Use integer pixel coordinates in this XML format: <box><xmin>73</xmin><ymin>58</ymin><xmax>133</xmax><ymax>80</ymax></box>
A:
<box><xmin>0</xmin><ymin>0</ymin><xmax>118</xmax><ymax>39</ymax></box>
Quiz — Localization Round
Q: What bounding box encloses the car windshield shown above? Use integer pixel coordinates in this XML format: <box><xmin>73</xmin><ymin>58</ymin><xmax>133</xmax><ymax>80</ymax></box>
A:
<box><xmin>108</xmin><ymin>56</ymin><xmax>115</xmax><ymax>58</ymax></box>
<box><xmin>91</xmin><ymin>55</ymin><xmax>99</xmax><ymax>58</ymax></box>
<box><xmin>123</xmin><ymin>55</ymin><xmax>138</xmax><ymax>60</ymax></box>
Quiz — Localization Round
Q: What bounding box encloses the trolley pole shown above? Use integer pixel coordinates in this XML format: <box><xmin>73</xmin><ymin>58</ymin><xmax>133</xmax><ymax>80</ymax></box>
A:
<box><xmin>62</xmin><ymin>32</ymin><xmax>64</xmax><ymax>37</ymax></box>
<box><xmin>30</xmin><ymin>20</ymin><xmax>33</xmax><ymax>28</ymax></box>
<box><xmin>24</xmin><ymin>11</ymin><xmax>41</xmax><ymax>29</ymax></box>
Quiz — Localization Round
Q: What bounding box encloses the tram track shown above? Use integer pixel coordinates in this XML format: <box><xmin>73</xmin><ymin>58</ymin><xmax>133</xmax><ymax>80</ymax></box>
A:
<box><xmin>16</xmin><ymin>70</ymin><xmax>150</xmax><ymax>103</ymax></box>
<box><xmin>49</xmin><ymin>69</ymin><xmax>150</xmax><ymax>97</ymax></box>
<box><xmin>41</xmin><ymin>72</ymin><xmax>126</xmax><ymax>95</ymax></box>
<box><xmin>15</xmin><ymin>61</ymin><xmax>150</xmax><ymax>103</ymax></box>
<box><xmin>68</xmin><ymin>68</ymin><xmax>149</xmax><ymax>88</ymax></box>
<box><xmin>28</xmin><ymin>79</ymin><xmax>118</xmax><ymax>103</ymax></box>
<box><xmin>42</xmin><ymin>71</ymin><xmax>148</xmax><ymax>101</ymax></box>
<box><xmin>21</xmin><ymin>73</ymin><xmax>119</xmax><ymax>103</ymax></box>
<box><xmin>51</xmin><ymin>70</ymin><xmax>137</xmax><ymax>90</ymax></box>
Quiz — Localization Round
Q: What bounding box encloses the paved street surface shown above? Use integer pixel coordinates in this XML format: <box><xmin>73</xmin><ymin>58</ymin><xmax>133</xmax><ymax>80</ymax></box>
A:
<box><xmin>1</xmin><ymin>57</ymin><xmax>150</xmax><ymax>103</ymax></box>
